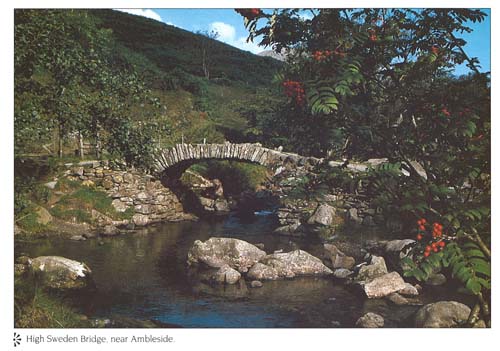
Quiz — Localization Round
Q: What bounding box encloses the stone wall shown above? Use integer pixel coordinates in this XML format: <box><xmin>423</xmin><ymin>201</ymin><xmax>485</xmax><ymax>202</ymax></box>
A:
<box><xmin>65</xmin><ymin>161</ymin><xmax>190</xmax><ymax>227</ymax></box>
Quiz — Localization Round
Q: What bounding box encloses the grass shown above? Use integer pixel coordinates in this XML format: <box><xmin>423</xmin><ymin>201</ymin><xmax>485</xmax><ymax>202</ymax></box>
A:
<box><xmin>50</xmin><ymin>185</ymin><xmax>134</xmax><ymax>223</ymax></box>
<box><xmin>15</xmin><ymin>276</ymin><xmax>90</xmax><ymax>328</ymax></box>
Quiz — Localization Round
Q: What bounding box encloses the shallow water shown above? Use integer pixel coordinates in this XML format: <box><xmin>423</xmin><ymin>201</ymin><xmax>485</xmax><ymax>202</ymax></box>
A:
<box><xmin>15</xmin><ymin>213</ymin><xmax>472</xmax><ymax>328</ymax></box>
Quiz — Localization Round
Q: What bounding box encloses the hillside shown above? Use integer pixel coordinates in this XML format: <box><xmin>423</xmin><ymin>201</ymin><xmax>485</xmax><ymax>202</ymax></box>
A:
<box><xmin>94</xmin><ymin>10</ymin><xmax>282</xmax><ymax>86</ymax></box>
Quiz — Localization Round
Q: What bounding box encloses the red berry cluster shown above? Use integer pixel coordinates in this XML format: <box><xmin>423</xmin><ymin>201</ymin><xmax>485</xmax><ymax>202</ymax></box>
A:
<box><xmin>416</xmin><ymin>218</ymin><xmax>446</xmax><ymax>258</ymax></box>
<box><xmin>282</xmin><ymin>80</ymin><xmax>306</xmax><ymax>106</ymax></box>
<box><xmin>432</xmin><ymin>222</ymin><xmax>443</xmax><ymax>238</ymax></box>
<box><xmin>441</xmin><ymin>107</ymin><xmax>451</xmax><ymax>117</ymax></box>
<box><xmin>235</xmin><ymin>8</ymin><xmax>261</xmax><ymax>20</ymax></box>
<box><xmin>312</xmin><ymin>50</ymin><xmax>332</xmax><ymax>61</ymax></box>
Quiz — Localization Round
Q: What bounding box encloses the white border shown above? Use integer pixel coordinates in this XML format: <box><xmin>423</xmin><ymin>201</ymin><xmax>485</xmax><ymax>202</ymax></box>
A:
<box><xmin>1</xmin><ymin>1</ymin><xmax>497</xmax><ymax>351</ymax></box>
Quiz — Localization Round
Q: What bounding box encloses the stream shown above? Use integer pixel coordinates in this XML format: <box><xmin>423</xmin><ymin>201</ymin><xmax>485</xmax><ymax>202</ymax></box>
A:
<box><xmin>15</xmin><ymin>211</ymin><xmax>472</xmax><ymax>328</ymax></box>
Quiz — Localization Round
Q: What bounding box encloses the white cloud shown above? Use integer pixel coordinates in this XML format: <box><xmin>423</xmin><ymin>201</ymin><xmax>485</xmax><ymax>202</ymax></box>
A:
<box><xmin>209</xmin><ymin>22</ymin><xmax>236</xmax><ymax>42</ymax></box>
<box><xmin>208</xmin><ymin>21</ymin><xmax>263</xmax><ymax>54</ymax></box>
<box><xmin>114</xmin><ymin>9</ymin><xmax>162</xmax><ymax>22</ymax></box>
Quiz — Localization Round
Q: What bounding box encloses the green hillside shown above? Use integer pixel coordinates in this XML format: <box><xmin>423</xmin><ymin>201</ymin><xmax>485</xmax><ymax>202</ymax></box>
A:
<box><xmin>94</xmin><ymin>10</ymin><xmax>281</xmax><ymax>86</ymax></box>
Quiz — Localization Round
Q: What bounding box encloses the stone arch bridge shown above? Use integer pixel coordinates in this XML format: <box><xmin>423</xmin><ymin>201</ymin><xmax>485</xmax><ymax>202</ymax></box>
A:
<box><xmin>152</xmin><ymin>143</ymin><xmax>322</xmax><ymax>179</ymax></box>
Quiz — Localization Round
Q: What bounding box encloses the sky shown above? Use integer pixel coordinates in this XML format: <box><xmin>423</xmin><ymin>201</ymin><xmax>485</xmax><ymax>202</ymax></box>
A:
<box><xmin>116</xmin><ymin>8</ymin><xmax>490</xmax><ymax>76</ymax></box>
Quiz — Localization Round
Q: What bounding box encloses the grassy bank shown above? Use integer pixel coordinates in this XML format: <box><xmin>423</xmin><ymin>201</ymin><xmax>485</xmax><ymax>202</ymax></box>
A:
<box><xmin>15</xmin><ymin>276</ymin><xmax>90</xmax><ymax>328</ymax></box>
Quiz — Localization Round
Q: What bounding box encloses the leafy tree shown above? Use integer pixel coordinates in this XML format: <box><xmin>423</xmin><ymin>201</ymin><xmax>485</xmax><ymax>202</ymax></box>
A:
<box><xmin>15</xmin><ymin>9</ymin><xmax>159</xmax><ymax>167</ymax></box>
<box><xmin>239</xmin><ymin>8</ymin><xmax>490</xmax><ymax>325</ymax></box>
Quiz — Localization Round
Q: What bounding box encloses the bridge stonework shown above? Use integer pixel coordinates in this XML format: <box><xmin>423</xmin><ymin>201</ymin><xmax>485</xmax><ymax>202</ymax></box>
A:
<box><xmin>152</xmin><ymin>143</ymin><xmax>322</xmax><ymax>178</ymax></box>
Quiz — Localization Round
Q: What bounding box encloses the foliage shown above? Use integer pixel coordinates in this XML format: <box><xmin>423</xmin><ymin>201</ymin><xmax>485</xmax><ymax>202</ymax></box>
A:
<box><xmin>15</xmin><ymin>9</ymin><xmax>159</xmax><ymax>168</ymax></box>
<box><xmin>240</xmin><ymin>8</ymin><xmax>490</xmax><ymax>324</ymax></box>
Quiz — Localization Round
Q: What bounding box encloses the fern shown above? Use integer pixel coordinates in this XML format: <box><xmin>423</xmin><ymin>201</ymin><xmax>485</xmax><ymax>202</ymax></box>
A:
<box><xmin>305</xmin><ymin>80</ymin><xmax>339</xmax><ymax>114</ymax></box>
<box><xmin>403</xmin><ymin>240</ymin><xmax>490</xmax><ymax>295</ymax></box>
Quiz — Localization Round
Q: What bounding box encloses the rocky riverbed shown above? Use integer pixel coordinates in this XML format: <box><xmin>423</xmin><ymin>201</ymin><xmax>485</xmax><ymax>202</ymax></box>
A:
<box><xmin>15</xmin><ymin>212</ymin><xmax>479</xmax><ymax>328</ymax></box>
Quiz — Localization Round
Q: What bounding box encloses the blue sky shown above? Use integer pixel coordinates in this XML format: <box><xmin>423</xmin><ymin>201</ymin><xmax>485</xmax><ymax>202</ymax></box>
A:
<box><xmin>115</xmin><ymin>8</ymin><xmax>490</xmax><ymax>76</ymax></box>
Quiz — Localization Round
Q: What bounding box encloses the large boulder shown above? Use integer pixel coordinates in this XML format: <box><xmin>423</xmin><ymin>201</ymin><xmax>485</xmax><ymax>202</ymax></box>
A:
<box><xmin>356</xmin><ymin>256</ymin><xmax>388</xmax><ymax>281</ymax></box>
<box><xmin>31</xmin><ymin>256</ymin><xmax>93</xmax><ymax>290</ymax></box>
<box><xmin>251</xmin><ymin>250</ymin><xmax>333</xmax><ymax>280</ymax></box>
<box><xmin>355</xmin><ymin>312</ymin><xmax>384</xmax><ymax>328</ymax></box>
<box><xmin>307</xmin><ymin>204</ymin><xmax>336</xmax><ymax>226</ymax></box>
<box><xmin>187</xmin><ymin>237</ymin><xmax>266</xmax><ymax>273</ymax></box>
<box><xmin>362</xmin><ymin>272</ymin><xmax>407</xmax><ymax>298</ymax></box>
<box><xmin>415</xmin><ymin>301</ymin><xmax>471</xmax><ymax>328</ymax></box>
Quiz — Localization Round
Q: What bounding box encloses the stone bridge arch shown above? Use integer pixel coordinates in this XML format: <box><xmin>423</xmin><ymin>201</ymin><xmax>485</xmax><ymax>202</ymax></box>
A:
<box><xmin>152</xmin><ymin>143</ymin><xmax>322</xmax><ymax>179</ymax></box>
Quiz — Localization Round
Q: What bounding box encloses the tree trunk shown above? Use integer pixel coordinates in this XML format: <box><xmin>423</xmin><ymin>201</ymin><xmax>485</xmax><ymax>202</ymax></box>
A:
<box><xmin>58</xmin><ymin>123</ymin><xmax>63</xmax><ymax>158</ymax></box>
<box><xmin>95</xmin><ymin>129</ymin><xmax>101</xmax><ymax>159</ymax></box>
<box><xmin>78</xmin><ymin>131</ymin><xmax>84</xmax><ymax>159</ymax></box>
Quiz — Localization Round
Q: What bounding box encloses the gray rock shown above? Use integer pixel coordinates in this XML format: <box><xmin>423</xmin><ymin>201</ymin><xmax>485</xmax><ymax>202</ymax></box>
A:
<box><xmin>199</xmin><ymin>196</ymin><xmax>215</xmax><ymax>209</ymax></box>
<box><xmin>211</xmin><ymin>265</ymin><xmax>241</xmax><ymax>284</ymax></box>
<box><xmin>273</xmin><ymin>223</ymin><xmax>302</xmax><ymax>235</ymax></box>
<box><xmin>307</xmin><ymin>204</ymin><xmax>336</xmax><ymax>226</ymax></box>
<box><xmin>132</xmin><ymin>214</ymin><xmax>149</xmax><ymax>226</ymax></box>
<box><xmin>214</xmin><ymin>199</ymin><xmax>230</xmax><ymax>212</ymax></box>
<box><xmin>101</xmin><ymin>225</ymin><xmax>119</xmax><ymax>236</ymax></box>
<box><xmin>426</xmin><ymin>273</ymin><xmax>447</xmax><ymax>286</ymax></box>
<box><xmin>386</xmin><ymin>292</ymin><xmax>409</xmax><ymax>305</ymax></box>
<box><xmin>187</xmin><ymin>237</ymin><xmax>266</xmax><ymax>273</ymax></box>
<box><xmin>102</xmin><ymin>178</ymin><xmax>114</xmax><ymax>189</ymax></box>
<box><xmin>366</xmin><ymin>158</ymin><xmax>388</xmax><ymax>167</ymax></box>
<box><xmin>44</xmin><ymin>181</ymin><xmax>58</xmax><ymax>189</ymax></box>
<box><xmin>254</xmin><ymin>250</ymin><xmax>333</xmax><ymax>279</ymax></box>
<box><xmin>355</xmin><ymin>313</ymin><xmax>384</xmax><ymax>328</ymax></box>
<box><xmin>348</xmin><ymin>208</ymin><xmax>363</xmax><ymax>225</ymax></box>
<box><xmin>31</xmin><ymin>256</ymin><xmax>93</xmax><ymax>290</ymax></box>
<box><xmin>250</xmin><ymin>280</ymin><xmax>263</xmax><ymax>288</ymax></box>
<box><xmin>333</xmin><ymin>254</ymin><xmax>355</xmax><ymax>270</ymax></box>
<box><xmin>247</xmin><ymin>262</ymin><xmax>280</xmax><ymax>280</ymax></box>
<box><xmin>362</xmin><ymin>272</ymin><xmax>407</xmax><ymax>298</ymax></box>
<box><xmin>415</xmin><ymin>301</ymin><xmax>471</xmax><ymax>328</ymax></box>
<box><xmin>71</xmin><ymin>166</ymin><xmax>85</xmax><ymax>176</ymax></box>
<box><xmin>356</xmin><ymin>256</ymin><xmax>388</xmax><ymax>281</ymax></box>
<box><xmin>399</xmin><ymin>283</ymin><xmax>419</xmax><ymax>296</ymax></box>
<box><xmin>70</xmin><ymin>235</ymin><xmax>86</xmax><ymax>241</ymax></box>
<box><xmin>333</xmin><ymin>268</ymin><xmax>353</xmax><ymax>279</ymax></box>
<box><xmin>111</xmin><ymin>199</ymin><xmax>128</xmax><ymax>212</ymax></box>
<box><xmin>384</xmin><ymin>239</ymin><xmax>416</xmax><ymax>265</ymax></box>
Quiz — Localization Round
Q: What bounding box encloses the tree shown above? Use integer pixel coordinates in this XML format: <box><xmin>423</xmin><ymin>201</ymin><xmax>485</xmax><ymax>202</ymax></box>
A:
<box><xmin>15</xmin><ymin>9</ymin><xmax>160</xmax><ymax>167</ymax></box>
<box><xmin>195</xmin><ymin>30</ymin><xmax>219</xmax><ymax>80</ymax></box>
<box><xmin>239</xmin><ymin>8</ymin><xmax>490</xmax><ymax>325</ymax></box>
